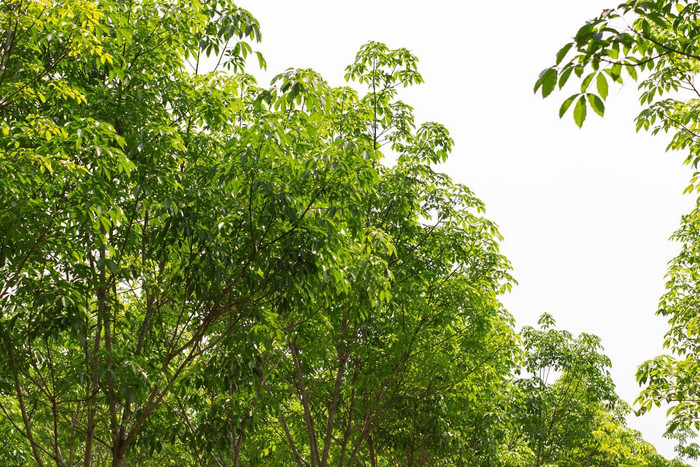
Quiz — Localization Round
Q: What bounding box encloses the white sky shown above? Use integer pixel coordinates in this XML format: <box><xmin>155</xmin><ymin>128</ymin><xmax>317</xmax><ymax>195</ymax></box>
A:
<box><xmin>248</xmin><ymin>0</ymin><xmax>697</xmax><ymax>460</ymax></box>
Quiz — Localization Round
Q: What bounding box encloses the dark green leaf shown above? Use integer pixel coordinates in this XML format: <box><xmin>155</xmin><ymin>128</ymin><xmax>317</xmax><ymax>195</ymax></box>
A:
<box><xmin>556</xmin><ymin>43</ymin><xmax>573</xmax><ymax>65</ymax></box>
<box><xmin>537</xmin><ymin>68</ymin><xmax>558</xmax><ymax>97</ymax></box>
<box><xmin>558</xmin><ymin>67</ymin><xmax>574</xmax><ymax>89</ymax></box>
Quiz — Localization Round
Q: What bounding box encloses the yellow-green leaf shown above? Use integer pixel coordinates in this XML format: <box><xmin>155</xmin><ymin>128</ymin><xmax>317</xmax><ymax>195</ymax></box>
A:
<box><xmin>573</xmin><ymin>96</ymin><xmax>587</xmax><ymax>128</ymax></box>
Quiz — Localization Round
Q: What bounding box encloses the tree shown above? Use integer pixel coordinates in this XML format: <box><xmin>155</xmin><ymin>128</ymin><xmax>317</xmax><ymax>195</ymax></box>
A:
<box><xmin>160</xmin><ymin>41</ymin><xmax>520</xmax><ymax>467</ymax></box>
<box><xmin>534</xmin><ymin>0</ymin><xmax>700</xmax><ymax>454</ymax></box>
<box><xmin>515</xmin><ymin>313</ymin><xmax>618</xmax><ymax>466</ymax></box>
<box><xmin>637</xmin><ymin>204</ymin><xmax>700</xmax><ymax>457</ymax></box>
<box><xmin>513</xmin><ymin>314</ymin><xmax>686</xmax><ymax>467</ymax></box>
<box><xmin>0</xmin><ymin>0</ymin><xmax>278</xmax><ymax>464</ymax></box>
<box><xmin>0</xmin><ymin>0</ymin><xmax>380</xmax><ymax>464</ymax></box>
<box><xmin>0</xmin><ymin>1</ymin><xmax>518</xmax><ymax>465</ymax></box>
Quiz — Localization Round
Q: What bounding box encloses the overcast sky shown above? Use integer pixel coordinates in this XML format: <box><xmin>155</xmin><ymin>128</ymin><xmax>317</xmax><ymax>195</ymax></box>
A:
<box><xmin>248</xmin><ymin>0</ymin><xmax>697</xmax><ymax>460</ymax></box>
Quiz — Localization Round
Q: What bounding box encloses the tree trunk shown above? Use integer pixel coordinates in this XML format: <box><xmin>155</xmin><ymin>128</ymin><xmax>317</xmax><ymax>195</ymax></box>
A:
<box><xmin>367</xmin><ymin>435</ymin><xmax>377</xmax><ymax>467</ymax></box>
<box><xmin>112</xmin><ymin>444</ymin><xmax>127</xmax><ymax>467</ymax></box>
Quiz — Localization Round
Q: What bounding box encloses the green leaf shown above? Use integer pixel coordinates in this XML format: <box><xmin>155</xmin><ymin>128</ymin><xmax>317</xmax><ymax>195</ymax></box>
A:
<box><xmin>596</xmin><ymin>73</ymin><xmax>608</xmax><ymax>99</ymax></box>
<box><xmin>256</xmin><ymin>51</ymin><xmax>266</xmax><ymax>70</ymax></box>
<box><xmin>574</xmin><ymin>22</ymin><xmax>595</xmax><ymax>46</ymax></box>
<box><xmin>610</xmin><ymin>62</ymin><xmax>622</xmax><ymax>82</ymax></box>
<box><xmin>587</xmin><ymin>93</ymin><xmax>605</xmax><ymax>117</ymax></box>
<box><xmin>558</xmin><ymin>67</ymin><xmax>574</xmax><ymax>89</ymax></box>
<box><xmin>556</xmin><ymin>43</ymin><xmax>573</xmax><ymax>65</ymax></box>
<box><xmin>581</xmin><ymin>72</ymin><xmax>595</xmax><ymax>92</ymax></box>
<box><xmin>647</xmin><ymin>12</ymin><xmax>668</xmax><ymax>29</ymax></box>
<box><xmin>559</xmin><ymin>94</ymin><xmax>578</xmax><ymax>118</ymax></box>
<box><xmin>573</xmin><ymin>96</ymin><xmax>587</xmax><ymax>127</ymax></box>
<box><xmin>536</xmin><ymin>68</ymin><xmax>558</xmax><ymax>97</ymax></box>
<box><xmin>604</xmin><ymin>47</ymin><xmax>619</xmax><ymax>60</ymax></box>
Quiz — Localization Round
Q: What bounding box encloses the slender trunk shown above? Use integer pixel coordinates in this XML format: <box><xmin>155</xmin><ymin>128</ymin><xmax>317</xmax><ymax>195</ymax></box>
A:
<box><xmin>9</xmin><ymin>351</ymin><xmax>45</xmax><ymax>466</ymax></box>
<box><xmin>367</xmin><ymin>435</ymin><xmax>377</xmax><ymax>467</ymax></box>
<box><xmin>68</xmin><ymin>404</ymin><xmax>80</xmax><ymax>467</ymax></box>
<box><xmin>289</xmin><ymin>337</ymin><xmax>320</xmax><ymax>466</ymax></box>
<box><xmin>112</xmin><ymin>423</ymin><xmax>129</xmax><ymax>467</ymax></box>
<box><xmin>136</xmin><ymin>210</ymin><xmax>151</xmax><ymax>356</ymax></box>
<box><xmin>43</xmin><ymin>337</ymin><xmax>65</xmax><ymax>466</ymax></box>
<box><xmin>230</xmin><ymin>403</ymin><xmax>242</xmax><ymax>467</ymax></box>
<box><xmin>278</xmin><ymin>409</ymin><xmax>305</xmax><ymax>466</ymax></box>
<box><xmin>97</xmin><ymin>242</ymin><xmax>123</xmax><ymax>465</ymax></box>
<box><xmin>337</xmin><ymin>396</ymin><xmax>353</xmax><ymax>467</ymax></box>
<box><xmin>418</xmin><ymin>446</ymin><xmax>429</xmax><ymax>466</ymax></box>
<box><xmin>84</xmin><ymin>311</ymin><xmax>101</xmax><ymax>467</ymax></box>
<box><xmin>319</xmin><ymin>309</ymin><xmax>351</xmax><ymax>466</ymax></box>
<box><xmin>347</xmin><ymin>427</ymin><xmax>369</xmax><ymax>466</ymax></box>
<box><xmin>232</xmin><ymin>430</ymin><xmax>242</xmax><ymax>467</ymax></box>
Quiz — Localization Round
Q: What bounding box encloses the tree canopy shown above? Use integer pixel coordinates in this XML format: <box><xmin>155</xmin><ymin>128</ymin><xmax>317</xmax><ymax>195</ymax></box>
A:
<box><xmin>0</xmin><ymin>0</ymin><xmax>685</xmax><ymax>465</ymax></box>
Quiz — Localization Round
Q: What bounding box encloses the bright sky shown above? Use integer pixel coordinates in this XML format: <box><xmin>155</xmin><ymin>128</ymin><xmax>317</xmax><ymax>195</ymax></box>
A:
<box><xmin>249</xmin><ymin>0</ymin><xmax>697</xmax><ymax>460</ymax></box>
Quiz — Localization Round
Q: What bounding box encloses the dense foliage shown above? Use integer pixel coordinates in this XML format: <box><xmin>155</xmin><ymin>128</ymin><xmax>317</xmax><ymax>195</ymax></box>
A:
<box><xmin>0</xmin><ymin>0</ymin><xmax>681</xmax><ymax>465</ymax></box>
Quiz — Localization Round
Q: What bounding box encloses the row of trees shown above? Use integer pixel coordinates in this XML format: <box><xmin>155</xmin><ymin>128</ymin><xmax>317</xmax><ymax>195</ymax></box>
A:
<box><xmin>0</xmin><ymin>0</ymin><xmax>689</xmax><ymax>464</ymax></box>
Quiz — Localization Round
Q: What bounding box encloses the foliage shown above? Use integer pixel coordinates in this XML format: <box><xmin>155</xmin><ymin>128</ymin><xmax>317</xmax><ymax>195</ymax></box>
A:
<box><xmin>534</xmin><ymin>0</ymin><xmax>700</xmax><ymax>456</ymax></box>
<box><xmin>0</xmin><ymin>0</ymin><xmax>682</xmax><ymax>465</ymax></box>
<box><xmin>517</xmin><ymin>313</ymin><xmax>617</xmax><ymax>466</ymax></box>
<box><xmin>637</xmin><ymin>204</ymin><xmax>700</xmax><ymax>448</ymax></box>
<box><xmin>513</xmin><ymin>314</ymin><xmax>685</xmax><ymax>467</ymax></box>
<box><xmin>534</xmin><ymin>0</ymin><xmax>700</xmax><ymax>187</ymax></box>
<box><xmin>0</xmin><ymin>0</ymin><xmax>518</xmax><ymax>463</ymax></box>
